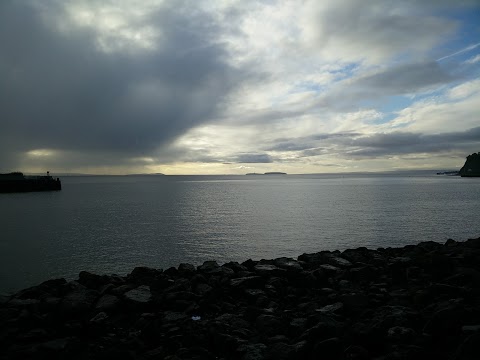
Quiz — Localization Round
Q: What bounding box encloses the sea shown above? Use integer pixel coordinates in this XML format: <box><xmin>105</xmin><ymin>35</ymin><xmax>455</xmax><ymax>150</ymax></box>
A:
<box><xmin>1</xmin><ymin>173</ymin><xmax>479</xmax><ymax>294</ymax></box>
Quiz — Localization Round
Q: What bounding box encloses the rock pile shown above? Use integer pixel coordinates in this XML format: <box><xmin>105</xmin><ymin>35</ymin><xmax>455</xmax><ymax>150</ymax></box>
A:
<box><xmin>1</xmin><ymin>238</ymin><xmax>480</xmax><ymax>359</ymax></box>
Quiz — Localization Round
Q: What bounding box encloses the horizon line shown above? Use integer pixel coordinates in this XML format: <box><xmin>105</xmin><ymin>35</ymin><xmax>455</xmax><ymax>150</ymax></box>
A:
<box><xmin>13</xmin><ymin>169</ymin><xmax>460</xmax><ymax>177</ymax></box>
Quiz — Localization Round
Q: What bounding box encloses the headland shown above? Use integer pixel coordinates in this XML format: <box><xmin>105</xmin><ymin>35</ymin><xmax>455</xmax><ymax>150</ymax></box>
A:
<box><xmin>1</xmin><ymin>238</ymin><xmax>479</xmax><ymax>359</ymax></box>
<box><xmin>459</xmin><ymin>152</ymin><xmax>480</xmax><ymax>177</ymax></box>
<box><xmin>0</xmin><ymin>172</ymin><xmax>61</xmax><ymax>193</ymax></box>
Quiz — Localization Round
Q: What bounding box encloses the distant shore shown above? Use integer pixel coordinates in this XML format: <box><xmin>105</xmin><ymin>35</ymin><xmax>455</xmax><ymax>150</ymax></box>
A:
<box><xmin>1</xmin><ymin>237</ymin><xmax>480</xmax><ymax>359</ymax></box>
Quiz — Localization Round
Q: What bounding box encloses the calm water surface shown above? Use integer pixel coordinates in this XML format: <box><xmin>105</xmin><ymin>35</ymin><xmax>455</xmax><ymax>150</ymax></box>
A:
<box><xmin>1</xmin><ymin>174</ymin><xmax>479</xmax><ymax>293</ymax></box>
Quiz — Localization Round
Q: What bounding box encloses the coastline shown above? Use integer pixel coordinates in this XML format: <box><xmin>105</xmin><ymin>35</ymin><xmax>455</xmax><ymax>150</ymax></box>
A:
<box><xmin>1</xmin><ymin>238</ymin><xmax>480</xmax><ymax>359</ymax></box>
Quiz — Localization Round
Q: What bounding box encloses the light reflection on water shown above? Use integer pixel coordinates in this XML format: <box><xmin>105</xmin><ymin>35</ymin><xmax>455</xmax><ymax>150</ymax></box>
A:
<box><xmin>1</xmin><ymin>174</ymin><xmax>479</xmax><ymax>293</ymax></box>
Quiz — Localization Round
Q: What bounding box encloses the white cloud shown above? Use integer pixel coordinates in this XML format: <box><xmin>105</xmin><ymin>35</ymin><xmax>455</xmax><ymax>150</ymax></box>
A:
<box><xmin>447</xmin><ymin>79</ymin><xmax>480</xmax><ymax>100</ymax></box>
<box><xmin>390</xmin><ymin>79</ymin><xmax>480</xmax><ymax>133</ymax></box>
<box><xmin>465</xmin><ymin>54</ymin><xmax>480</xmax><ymax>64</ymax></box>
<box><xmin>35</xmin><ymin>0</ymin><xmax>166</xmax><ymax>53</ymax></box>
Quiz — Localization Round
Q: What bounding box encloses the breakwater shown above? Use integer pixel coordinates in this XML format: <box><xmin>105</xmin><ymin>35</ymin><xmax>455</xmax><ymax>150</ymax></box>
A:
<box><xmin>1</xmin><ymin>238</ymin><xmax>480</xmax><ymax>359</ymax></box>
<box><xmin>0</xmin><ymin>172</ymin><xmax>61</xmax><ymax>193</ymax></box>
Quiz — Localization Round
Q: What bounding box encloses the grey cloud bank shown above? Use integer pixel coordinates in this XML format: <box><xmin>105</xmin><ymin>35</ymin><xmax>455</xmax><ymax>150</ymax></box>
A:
<box><xmin>304</xmin><ymin>0</ymin><xmax>459</xmax><ymax>63</ymax></box>
<box><xmin>265</xmin><ymin>127</ymin><xmax>480</xmax><ymax>160</ymax></box>
<box><xmin>348</xmin><ymin>127</ymin><xmax>480</xmax><ymax>158</ymax></box>
<box><xmin>353</xmin><ymin>62</ymin><xmax>455</xmax><ymax>94</ymax></box>
<box><xmin>234</xmin><ymin>154</ymin><xmax>273</xmax><ymax>164</ymax></box>
<box><xmin>0</xmin><ymin>1</ymin><xmax>243</xmax><ymax>171</ymax></box>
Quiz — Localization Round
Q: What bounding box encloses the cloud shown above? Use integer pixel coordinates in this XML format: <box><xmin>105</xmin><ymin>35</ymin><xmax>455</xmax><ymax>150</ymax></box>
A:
<box><xmin>0</xmin><ymin>1</ymin><xmax>244</xmax><ymax>171</ymax></box>
<box><xmin>464</xmin><ymin>54</ymin><xmax>480</xmax><ymax>64</ymax></box>
<box><xmin>301</xmin><ymin>148</ymin><xmax>327</xmax><ymax>157</ymax></box>
<box><xmin>352</xmin><ymin>62</ymin><xmax>454</xmax><ymax>94</ymax></box>
<box><xmin>262</xmin><ymin>127</ymin><xmax>480</xmax><ymax>162</ymax></box>
<box><xmin>223</xmin><ymin>60</ymin><xmax>457</xmax><ymax>125</ymax></box>
<box><xmin>266</xmin><ymin>132</ymin><xmax>361</xmax><ymax>152</ymax></box>
<box><xmin>1</xmin><ymin>0</ymin><xmax>479</xmax><ymax>174</ymax></box>
<box><xmin>266</xmin><ymin>142</ymin><xmax>315</xmax><ymax>152</ymax></box>
<box><xmin>233</xmin><ymin>153</ymin><xmax>273</xmax><ymax>163</ymax></box>
<box><xmin>347</xmin><ymin>127</ymin><xmax>480</xmax><ymax>158</ymax></box>
<box><xmin>301</xmin><ymin>0</ymin><xmax>462</xmax><ymax>64</ymax></box>
<box><xmin>390</xmin><ymin>79</ymin><xmax>480</xmax><ymax>133</ymax></box>
<box><xmin>312</xmin><ymin>61</ymin><xmax>457</xmax><ymax>113</ymax></box>
<box><xmin>225</xmin><ymin>60</ymin><xmax>454</xmax><ymax>130</ymax></box>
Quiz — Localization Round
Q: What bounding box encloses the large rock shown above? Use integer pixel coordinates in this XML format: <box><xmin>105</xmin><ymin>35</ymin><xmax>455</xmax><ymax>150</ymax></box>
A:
<box><xmin>238</xmin><ymin>343</ymin><xmax>267</xmax><ymax>360</ymax></box>
<box><xmin>254</xmin><ymin>264</ymin><xmax>287</xmax><ymax>277</ymax></box>
<box><xmin>61</xmin><ymin>283</ymin><xmax>98</xmax><ymax>315</ymax></box>
<box><xmin>12</xmin><ymin>278</ymin><xmax>67</xmax><ymax>300</ymax></box>
<box><xmin>78</xmin><ymin>271</ymin><xmax>107</xmax><ymax>289</ymax></box>
<box><xmin>255</xmin><ymin>314</ymin><xmax>284</xmax><ymax>336</ymax></box>
<box><xmin>124</xmin><ymin>285</ymin><xmax>152</xmax><ymax>304</ymax></box>
<box><xmin>178</xmin><ymin>263</ymin><xmax>196</xmax><ymax>276</ymax></box>
<box><xmin>95</xmin><ymin>294</ymin><xmax>120</xmax><ymax>312</ymax></box>
<box><xmin>459</xmin><ymin>152</ymin><xmax>480</xmax><ymax>177</ymax></box>
<box><xmin>423</xmin><ymin>300</ymin><xmax>470</xmax><ymax>337</ymax></box>
<box><xmin>310</xmin><ymin>337</ymin><xmax>342</xmax><ymax>360</ymax></box>
<box><xmin>273</xmin><ymin>258</ymin><xmax>303</xmax><ymax>272</ymax></box>
<box><xmin>230</xmin><ymin>276</ymin><xmax>264</xmax><ymax>289</ymax></box>
<box><xmin>453</xmin><ymin>332</ymin><xmax>480</xmax><ymax>360</ymax></box>
<box><xmin>128</xmin><ymin>267</ymin><xmax>162</xmax><ymax>284</ymax></box>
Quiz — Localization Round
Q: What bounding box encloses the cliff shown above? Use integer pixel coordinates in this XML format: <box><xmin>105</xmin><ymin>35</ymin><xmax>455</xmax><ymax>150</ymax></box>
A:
<box><xmin>459</xmin><ymin>152</ymin><xmax>480</xmax><ymax>177</ymax></box>
<box><xmin>1</xmin><ymin>238</ymin><xmax>480</xmax><ymax>359</ymax></box>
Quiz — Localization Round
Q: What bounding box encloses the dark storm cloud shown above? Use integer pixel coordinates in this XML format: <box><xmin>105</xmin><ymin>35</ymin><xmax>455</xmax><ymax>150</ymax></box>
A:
<box><xmin>0</xmin><ymin>1</ymin><xmax>243</xmax><ymax>170</ymax></box>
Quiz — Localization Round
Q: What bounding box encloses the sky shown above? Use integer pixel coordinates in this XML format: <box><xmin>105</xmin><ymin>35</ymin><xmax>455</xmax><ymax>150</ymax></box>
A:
<box><xmin>1</xmin><ymin>0</ymin><xmax>479</xmax><ymax>175</ymax></box>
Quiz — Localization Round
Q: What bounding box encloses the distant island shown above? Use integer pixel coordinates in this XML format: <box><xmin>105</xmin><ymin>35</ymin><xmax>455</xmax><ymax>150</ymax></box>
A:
<box><xmin>246</xmin><ymin>172</ymin><xmax>287</xmax><ymax>175</ymax></box>
<box><xmin>459</xmin><ymin>152</ymin><xmax>480</xmax><ymax>177</ymax></box>
<box><xmin>436</xmin><ymin>171</ymin><xmax>459</xmax><ymax>176</ymax></box>
<box><xmin>125</xmin><ymin>173</ymin><xmax>165</xmax><ymax>176</ymax></box>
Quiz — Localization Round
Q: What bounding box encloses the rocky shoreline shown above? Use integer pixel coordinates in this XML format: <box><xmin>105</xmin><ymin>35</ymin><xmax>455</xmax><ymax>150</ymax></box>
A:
<box><xmin>1</xmin><ymin>238</ymin><xmax>480</xmax><ymax>360</ymax></box>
